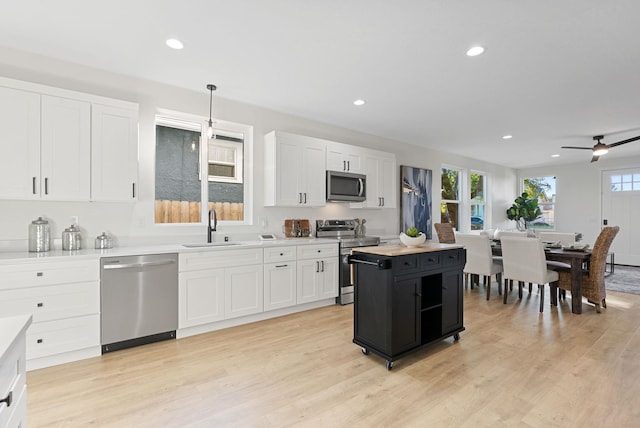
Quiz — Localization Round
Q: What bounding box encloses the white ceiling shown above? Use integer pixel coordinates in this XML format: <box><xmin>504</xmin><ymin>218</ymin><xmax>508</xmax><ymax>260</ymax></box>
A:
<box><xmin>2</xmin><ymin>0</ymin><xmax>640</xmax><ymax>168</ymax></box>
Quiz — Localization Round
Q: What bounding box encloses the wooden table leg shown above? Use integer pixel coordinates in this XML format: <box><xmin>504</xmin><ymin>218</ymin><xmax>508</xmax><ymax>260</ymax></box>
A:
<box><xmin>571</xmin><ymin>258</ymin><xmax>583</xmax><ymax>314</ymax></box>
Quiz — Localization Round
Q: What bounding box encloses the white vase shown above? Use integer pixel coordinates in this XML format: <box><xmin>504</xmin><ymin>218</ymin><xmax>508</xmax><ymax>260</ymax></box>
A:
<box><xmin>400</xmin><ymin>232</ymin><xmax>426</xmax><ymax>247</ymax></box>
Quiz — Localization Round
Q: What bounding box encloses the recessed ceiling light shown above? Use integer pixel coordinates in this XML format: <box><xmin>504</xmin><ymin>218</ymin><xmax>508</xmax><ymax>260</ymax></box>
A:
<box><xmin>466</xmin><ymin>46</ymin><xmax>485</xmax><ymax>57</ymax></box>
<box><xmin>353</xmin><ymin>99</ymin><xmax>366</xmax><ymax>106</ymax></box>
<box><xmin>166</xmin><ymin>38</ymin><xmax>184</xmax><ymax>50</ymax></box>
<box><xmin>551</xmin><ymin>154</ymin><xmax>560</xmax><ymax>158</ymax></box>
<box><xmin>502</xmin><ymin>135</ymin><xmax>513</xmax><ymax>140</ymax></box>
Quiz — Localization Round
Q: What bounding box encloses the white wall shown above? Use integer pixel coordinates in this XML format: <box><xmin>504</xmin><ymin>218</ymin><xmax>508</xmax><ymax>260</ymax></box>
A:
<box><xmin>517</xmin><ymin>155</ymin><xmax>640</xmax><ymax>245</ymax></box>
<box><xmin>0</xmin><ymin>46</ymin><xmax>516</xmax><ymax>249</ymax></box>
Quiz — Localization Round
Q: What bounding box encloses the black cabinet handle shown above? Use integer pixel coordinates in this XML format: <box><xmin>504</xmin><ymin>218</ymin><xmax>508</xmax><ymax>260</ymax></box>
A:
<box><xmin>32</xmin><ymin>177</ymin><xmax>36</xmax><ymax>194</ymax></box>
<box><xmin>276</xmin><ymin>264</ymin><xmax>288</xmax><ymax>268</ymax></box>
<box><xmin>37</xmin><ymin>338</ymin><xmax>43</xmax><ymax>344</ymax></box>
<box><xmin>428</xmin><ymin>258</ymin><xmax>435</xmax><ymax>262</ymax></box>
<box><xmin>343</xmin><ymin>160</ymin><xmax>347</xmax><ymax>171</ymax></box>
<box><xmin>404</xmin><ymin>261</ymin><xmax>411</xmax><ymax>266</ymax></box>
<box><xmin>0</xmin><ymin>391</ymin><xmax>12</xmax><ymax>407</ymax></box>
<box><xmin>44</xmin><ymin>177</ymin><xmax>49</xmax><ymax>195</ymax></box>
<box><xmin>304</xmin><ymin>193</ymin><xmax>307</xmax><ymax>204</ymax></box>
<box><xmin>279</xmin><ymin>253</ymin><xmax>284</xmax><ymax>256</ymax></box>
<box><xmin>132</xmin><ymin>182</ymin><xmax>136</xmax><ymax>198</ymax></box>
<box><xmin>347</xmin><ymin>161</ymin><xmax>350</xmax><ymax>171</ymax></box>
<box><xmin>37</xmin><ymin>302</ymin><xmax>44</xmax><ymax>307</ymax></box>
<box><xmin>315</xmin><ymin>261</ymin><xmax>319</xmax><ymax>272</ymax></box>
<box><xmin>321</xmin><ymin>260</ymin><xmax>325</xmax><ymax>272</ymax></box>
<box><xmin>37</xmin><ymin>272</ymin><xmax>43</xmax><ymax>277</ymax></box>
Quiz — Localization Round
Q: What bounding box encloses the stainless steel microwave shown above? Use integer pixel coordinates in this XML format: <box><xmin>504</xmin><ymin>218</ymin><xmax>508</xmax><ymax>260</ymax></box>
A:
<box><xmin>326</xmin><ymin>170</ymin><xmax>366</xmax><ymax>202</ymax></box>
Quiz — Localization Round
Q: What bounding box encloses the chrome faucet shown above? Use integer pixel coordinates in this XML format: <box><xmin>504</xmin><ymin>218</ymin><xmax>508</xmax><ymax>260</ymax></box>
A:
<box><xmin>207</xmin><ymin>208</ymin><xmax>217</xmax><ymax>243</ymax></box>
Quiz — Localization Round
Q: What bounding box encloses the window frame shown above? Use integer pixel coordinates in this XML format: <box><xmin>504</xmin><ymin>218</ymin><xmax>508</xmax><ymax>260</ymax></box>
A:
<box><xmin>469</xmin><ymin>169</ymin><xmax>487</xmax><ymax>231</ymax></box>
<box><xmin>154</xmin><ymin>108</ymin><xmax>253</xmax><ymax>227</ymax></box>
<box><xmin>440</xmin><ymin>165</ymin><xmax>462</xmax><ymax>231</ymax></box>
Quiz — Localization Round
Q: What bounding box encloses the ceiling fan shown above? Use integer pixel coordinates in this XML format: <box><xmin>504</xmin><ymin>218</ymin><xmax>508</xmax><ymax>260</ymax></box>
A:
<box><xmin>562</xmin><ymin>134</ymin><xmax>640</xmax><ymax>163</ymax></box>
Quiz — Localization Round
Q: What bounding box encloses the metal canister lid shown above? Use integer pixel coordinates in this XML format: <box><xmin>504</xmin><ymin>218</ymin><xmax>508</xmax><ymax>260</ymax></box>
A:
<box><xmin>64</xmin><ymin>224</ymin><xmax>80</xmax><ymax>232</ymax></box>
<box><xmin>32</xmin><ymin>217</ymin><xmax>49</xmax><ymax>224</ymax></box>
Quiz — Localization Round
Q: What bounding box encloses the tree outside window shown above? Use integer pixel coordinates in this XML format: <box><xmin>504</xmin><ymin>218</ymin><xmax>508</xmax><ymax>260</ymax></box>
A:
<box><xmin>441</xmin><ymin>167</ymin><xmax>460</xmax><ymax>230</ymax></box>
<box><xmin>470</xmin><ymin>172</ymin><xmax>485</xmax><ymax>230</ymax></box>
<box><xmin>522</xmin><ymin>176</ymin><xmax>555</xmax><ymax>229</ymax></box>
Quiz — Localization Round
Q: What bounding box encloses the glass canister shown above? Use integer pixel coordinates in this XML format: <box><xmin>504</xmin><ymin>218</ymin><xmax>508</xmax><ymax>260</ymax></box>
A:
<box><xmin>62</xmin><ymin>224</ymin><xmax>82</xmax><ymax>251</ymax></box>
<box><xmin>29</xmin><ymin>217</ymin><xmax>50</xmax><ymax>252</ymax></box>
<box><xmin>95</xmin><ymin>232</ymin><xmax>113</xmax><ymax>249</ymax></box>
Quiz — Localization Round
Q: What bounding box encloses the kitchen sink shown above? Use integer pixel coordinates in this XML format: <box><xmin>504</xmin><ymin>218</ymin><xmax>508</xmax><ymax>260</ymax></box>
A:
<box><xmin>182</xmin><ymin>242</ymin><xmax>243</xmax><ymax>248</ymax></box>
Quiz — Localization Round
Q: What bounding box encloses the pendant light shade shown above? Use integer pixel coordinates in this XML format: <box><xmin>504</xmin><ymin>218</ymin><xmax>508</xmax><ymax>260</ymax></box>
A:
<box><xmin>206</xmin><ymin>84</ymin><xmax>217</xmax><ymax>139</ymax></box>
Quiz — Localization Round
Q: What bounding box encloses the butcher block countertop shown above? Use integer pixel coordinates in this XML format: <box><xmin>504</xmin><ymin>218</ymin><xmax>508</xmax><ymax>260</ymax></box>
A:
<box><xmin>352</xmin><ymin>243</ymin><xmax>464</xmax><ymax>256</ymax></box>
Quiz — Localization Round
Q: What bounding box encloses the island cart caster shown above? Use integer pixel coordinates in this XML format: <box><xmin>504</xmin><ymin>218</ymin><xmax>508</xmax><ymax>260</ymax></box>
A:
<box><xmin>361</xmin><ymin>347</ymin><xmax>369</xmax><ymax>355</ymax></box>
<box><xmin>386</xmin><ymin>360</ymin><xmax>393</xmax><ymax>371</ymax></box>
<box><xmin>453</xmin><ymin>333</ymin><xmax>460</xmax><ymax>341</ymax></box>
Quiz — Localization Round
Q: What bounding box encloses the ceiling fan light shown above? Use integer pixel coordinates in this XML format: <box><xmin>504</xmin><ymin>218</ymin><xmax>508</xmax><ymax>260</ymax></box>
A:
<box><xmin>593</xmin><ymin>147</ymin><xmax>608</xmax><ymax>156</ymax></box>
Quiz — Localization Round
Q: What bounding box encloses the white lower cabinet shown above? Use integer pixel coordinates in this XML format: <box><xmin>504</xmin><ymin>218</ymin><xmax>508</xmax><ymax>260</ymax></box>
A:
<box><xmin>179</xmin><ymin>269</ymin><xmax>225</xmax><ymax>328</ymax></box>
<box><xmin>225</xmin><ymin>265</ymin><xmax>264</xmax><ymax>319</ymax></box>
<box><xmin>0</xmin><ymin>317</ymin><xmax>30</xmax><ymax>428</ymax></box>
<box><xmin>296</xmin><ymin>257</ymin><xmax>339</xmax><ymax>304</ymax></box>
<box><xmin>264</xmin><ymin>262</ymin><xmax>296</xmax><ymax>311</ymax></box>
<box><xmin>296</xmin><ymin>243</ymin><xmax>339</xmax><ymax>304</ymax></box>
<box><xmin>178</xmin><ymin>243</ymin><xmax>338</xmax><ymax>335</ymax></box>
<box><xmin>0</xmin><ymin>259</ymin><xmax>100</xmax><ymax>370</ymax></box>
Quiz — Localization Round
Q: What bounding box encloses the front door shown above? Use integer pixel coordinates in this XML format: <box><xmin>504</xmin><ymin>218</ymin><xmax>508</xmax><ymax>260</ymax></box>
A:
<box><xmin>602</xmin><ymin>168</ymin><xmax>640</xmax><ymax>266</ymax></box>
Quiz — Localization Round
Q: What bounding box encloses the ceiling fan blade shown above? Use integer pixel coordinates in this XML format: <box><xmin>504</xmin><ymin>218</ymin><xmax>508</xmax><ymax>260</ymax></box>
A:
<box><xmin>561</xmin><ymin>146</ymin><xmax>593</xmax><ymax>150</ymax></box>
<box><xmin>590</xmin><ymin>154</ymin><xmax>600</xmax><ymax>163</ymax></box>
<box><xmin>607</xmin><ymin>135</ymin><xmax>640</xmax><ymax>148</ymax></box>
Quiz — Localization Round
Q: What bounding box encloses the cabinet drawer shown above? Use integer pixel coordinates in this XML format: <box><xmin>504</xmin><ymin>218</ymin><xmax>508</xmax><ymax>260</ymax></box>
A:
<box><xmin>442</xmin><ymin>249</ymin><xmax>464</xmax><ymax>267</ymax></box>
<box><xmin>263</xmin><ymin>246</ymin><xmax>296</xmax><ymax>263</ymax></box>
<box><xmin>2</xmin><ymin>383</ymin><xmax>26</xmax><ymax>428</ymax></box>
<box><xmin>395</xmin><ymin>255</ymin><xmax>419</xmax><ymax>275</ymax></box>
<box><xmin>0</xmin><ymin>282</ymin><xmax>99</xmax><ymax>323</ymax></box>
<box><xmin>180</xmin><ymin>248</ymin><xmax>263</xmax><ymax>271</ymax></box>
<box><xmin>297</xmin><ymin>243</ymin><xmax>338</xmax><ymax>260</ymax></box>
<box><xmin>0</xmin><ymin>259</ymin><xmax>99</xmax><ymax>290</ymax></box>
<box><xmin>420</xmin><ymin>252</ymin><xmax>441</xmax><ymax>270</ymax></box>
<box><xmin>26</xmin><ymin>314</ymin><xmax>100</xmax><ymax>360</ymax></box>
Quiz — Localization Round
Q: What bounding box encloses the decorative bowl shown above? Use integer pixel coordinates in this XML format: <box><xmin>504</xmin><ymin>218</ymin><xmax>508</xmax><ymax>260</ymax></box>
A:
<box><xmin>400</xmin><ymin>232</ymin><xmax>426</xmax><ymax>247</ymax></box>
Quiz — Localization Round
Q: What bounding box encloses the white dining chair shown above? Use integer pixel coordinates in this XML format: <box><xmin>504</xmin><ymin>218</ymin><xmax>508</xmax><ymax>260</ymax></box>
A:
<box><xmin>538</xmin><ymin>232</ymin><xmax>576</xmax><ymax>246</ymax></box>
<box><xmin>496</xmin><ymin>230</ymin><xmax>529</xmax><ymax>239</ymax></box>
<box><xmin>500</xmin><ymin>236</ymin><xmax>559</xmax><ymax>312</ymax></box>
<box><xmin>455</xmin><ymin>233</ymin><xmax>503</xmax><ymax>300</ymax></box>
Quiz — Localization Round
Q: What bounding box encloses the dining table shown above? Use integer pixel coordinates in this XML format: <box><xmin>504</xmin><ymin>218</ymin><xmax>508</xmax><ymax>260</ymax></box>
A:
<box><xmin>492</xmin><ymin>243</ymin><xmax>592</xmax><ymax>314</ymax></box>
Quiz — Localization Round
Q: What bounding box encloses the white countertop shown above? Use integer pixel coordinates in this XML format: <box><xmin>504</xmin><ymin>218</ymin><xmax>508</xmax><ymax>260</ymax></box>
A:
<box><xmin>0</xmin><ymin>238</ymin><xmax>339</xmax><ymax>264</ymax></box>
<box><xmin>0</xmin><ymin>314</ymin><xmax>32</xmax><ymax>361</ymax></box>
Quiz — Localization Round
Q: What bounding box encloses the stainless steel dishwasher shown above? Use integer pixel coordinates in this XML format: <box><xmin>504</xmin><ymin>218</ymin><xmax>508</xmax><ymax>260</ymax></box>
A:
<box><xmin>100</xmin><ymin>253</ymin><xmax>178</xmax><ymax>353</ymax></box>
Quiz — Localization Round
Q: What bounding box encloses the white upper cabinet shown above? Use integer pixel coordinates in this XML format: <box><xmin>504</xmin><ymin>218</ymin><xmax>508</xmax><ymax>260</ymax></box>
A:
<box><xmin>326</xmin><ymin>141</ymin><xmax>364</xmax><ymax>173</ymax></box>
<box><xmin>0</xmin><ymin>77</ymin><xmax>139</xmax><ymax>202</ymax></box>
<box><xmin>354</xmin><ymin>152</ymin><xmax>397</xmax><ymax>209</ymax></box>
<box><xmin>264</xmin><ymin>131</ymin><xmax>326</xmax><ymax>207</ymax></box>
<box><xmin>40</xmin><ymin>95</ymin><xmax>91</xmax><ymax>200</ymax></box>
<box><xmin>0</xmin><ymin>86</ymin><xmax>40</xmax><ymax>199</ymax></box>
<box><xmin>91</xmin><ymin>104</ymin><xmax>138</xmax><ymax>201</ymax></box>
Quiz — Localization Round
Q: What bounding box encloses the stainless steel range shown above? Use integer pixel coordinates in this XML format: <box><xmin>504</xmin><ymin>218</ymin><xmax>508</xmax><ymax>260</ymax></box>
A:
<box><xmin>316</xmin><ymin>219</ymin><xmax>380</xmax><ymax>305</ymax></box>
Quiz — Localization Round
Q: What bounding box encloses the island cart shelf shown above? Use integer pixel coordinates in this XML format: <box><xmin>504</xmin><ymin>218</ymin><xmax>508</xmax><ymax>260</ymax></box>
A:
<box><xmin>349</xmin><ymin>244</ymin><xmax>466</xmax><ymax>370</ymax></box>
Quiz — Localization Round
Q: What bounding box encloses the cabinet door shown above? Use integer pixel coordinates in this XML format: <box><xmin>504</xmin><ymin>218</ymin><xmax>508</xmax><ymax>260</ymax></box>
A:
<box><xmin>318</xmin><ymin>257</ymin><xmax>339</xmax><ymax>299</ymax></box>
<box><xmin>300</xmin><ymin>139</ymin><xmax>326</xmax><ymax>206</ymax></box>
<box><xmin>274</xmin><ymin>136</ymin><xmax>303</xmax><ymax>206</ymax></box>
<box><xmin>392</xmin><ymin>278</ymin><xmax>421</xmax><ymax>354</ymax></box>
<box><xmin>224</xmin><ymin>265</ymin><xmax>264</xmax><ymax>319</ymax></box>
<box><xmin>40</xmin><ymin>95</ymin><xmax>91</xmax><ymax>200</ymax></box>
<box><xmin>0</xmin><ymin>86</ymin><xmax>40</xmax><ymax>200</ymax></box>
<box><xmin>327</xmin><ymin>146</ymin><xmax>363</xmax><ymax>173</ymax></box>
<box><xmin>379</xmin><ymin>156</ymin><xmax>397</xmax><ymax>208</ymax></box>
<box><xmin>179</xmin><ymin>268</ymin><xmax>225</xmax><ymax>328</ymax></box>
<box><xmin>264</xmin><ymin>262</ymin><xmax>296</xmax><ymax>311</ymax></box>
<box><xmin>441</xmin><ymin>270</ymin><xmax>463</xmax><ymax>334</ymax></box>
<box><xmin>296</xmin><ymin>259</ymin><xmax>321</xmax><ymax>304</ymax></box>
<box><xmin>91</xmin><ymin>104</ymin><xmax>138</xmax><ymax>201</ymax></box>
<box><xmin>362</xmin><ymin>155</ymin><xmax>381</xmax><ymax>207</ymax></box>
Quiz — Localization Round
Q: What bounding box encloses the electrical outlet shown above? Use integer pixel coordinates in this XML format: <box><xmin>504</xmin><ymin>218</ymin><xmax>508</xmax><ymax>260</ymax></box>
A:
<box><xmin>224</xmin><ymin>236</ymin><xmax>229</xmax><ymax>242</ymax></box>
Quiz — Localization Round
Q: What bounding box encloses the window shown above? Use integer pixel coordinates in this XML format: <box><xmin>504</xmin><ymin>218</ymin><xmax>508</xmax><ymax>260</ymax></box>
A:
<box><xmin>154</xmin><ymin>111</ymin><xmax>252</xmax><ymax>224</ymax></box>
<box><xmin>441</xmin><ymin>167</ymin><xmax>461</xmax><ymax>230</ymax></box>
<box><xmin>610</xmin><ymin>173</ymin><xmax>640</xmax><ymax>191</ymax></box>
<box><xmin>470</xmin><ymin>172</ymin><xmax>485</xmax><ymax>230</ymax></box>
<box><xmin>522</xmin><ymin>176</ymin><xmax>555</xmax><ymax>229</ymax></box>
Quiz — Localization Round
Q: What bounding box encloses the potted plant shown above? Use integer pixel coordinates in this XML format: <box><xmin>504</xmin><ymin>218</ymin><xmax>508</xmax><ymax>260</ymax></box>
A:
<box><xmin>400</xmin><ymin>226</ymin><xmax>426</xmax><ymax>247</ymax></box>
<box><xmin>506</xmin><ymin>192</ymin><xmax>542</xmax><ymax>231</ymax></box>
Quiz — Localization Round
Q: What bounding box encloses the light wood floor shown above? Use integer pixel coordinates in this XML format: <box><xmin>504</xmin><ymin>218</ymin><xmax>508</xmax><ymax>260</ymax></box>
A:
<box><xmin>27</xmin><ymin>285</ymin><xmax>640</xmax><ymax>427</ymax></box>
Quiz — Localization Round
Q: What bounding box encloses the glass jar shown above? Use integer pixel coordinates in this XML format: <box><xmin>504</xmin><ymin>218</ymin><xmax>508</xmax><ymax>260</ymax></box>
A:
<box><xmin>29</xmin><ymin>217</ymin><xmax>50</xmax><ymax>252</ymax></box>
<box><xmin>95</xmin><ymin>232</ymin><xmax>113</xmax><ymax>249</ymax></box>
<box><xmin>62</xmin><ymin>224</ymin><xmax>82</xmax><ymax>251</ymax></box>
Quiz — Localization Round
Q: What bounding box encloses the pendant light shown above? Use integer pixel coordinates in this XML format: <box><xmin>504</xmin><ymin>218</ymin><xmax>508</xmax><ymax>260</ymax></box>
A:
<box><xmin>206</xmin><ymin>84</ymin><xmax>217</xmax><ymax>139</ymax></box>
